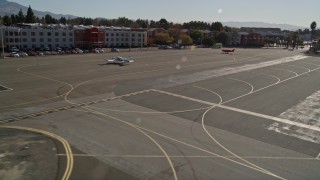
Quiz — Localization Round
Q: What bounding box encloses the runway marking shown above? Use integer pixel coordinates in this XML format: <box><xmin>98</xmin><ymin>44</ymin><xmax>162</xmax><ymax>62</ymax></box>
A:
<box><xmin>272</xmin><ymin>68</ymin><xmax>299</xmax><ymax>76</ymax></box>
<box><xmin>0</xmin><ymin>89</ymin><xmax>152</xmax><ymax>124</ymax></box>
<box><xmin>286</xmin><ymin>64</ymin><xmax>311</xmax><ymax>72</ymax></box>
<box><xmin>227</xmin><ymin>78</ymin><xmax>254</xmax><ymax>93</ymax></box>
<box><xmin>0</xmin><ymin>126</ymin><xmax>73</xmax><ymax>180</ymax></box>
<box><xmin>57</xmin><ymin>154</ymin><xmax>318</xmax><ymax>160</ymax></box>
<box><xmin>196</xmin><ymin>85</ymin><xmax>282</xmax><ymax>178</ymax></box>
<box><xmin>171</xmin><ymin>77</ymin><xmax>279</xmax><ymax>176</ymax></box>
<box><xmin>251</xmin><ymin>72</ymin><xmax>281</xmax><ymax>84</ymax></box>
<box><xmin>0</xmin><ymin>84</ymin><xmax>13</xmax><ymax>92</ymax></box>
<box><xmin>151</xmin><ymin>89</ymin><xmax>320</xmax><ymax>132</ymax></box>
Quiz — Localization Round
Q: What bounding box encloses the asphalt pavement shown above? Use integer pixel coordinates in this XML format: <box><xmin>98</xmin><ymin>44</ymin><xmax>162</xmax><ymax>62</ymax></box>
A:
<box><xmin>0</xmin><ymin>48</ymin><xmax>320</xmax><ymax>179</ymax></box>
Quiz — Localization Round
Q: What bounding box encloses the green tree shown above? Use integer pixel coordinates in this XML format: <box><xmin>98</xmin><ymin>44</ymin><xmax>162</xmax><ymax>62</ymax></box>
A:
<box><xmin>215</xmin><ymin>32</ymin><xmax>229</xmax><ymax>45</ymax></box>
<box><xmin>202</xmin><ymin>37</ymin><xmax>214</xmax><ymax>47</ymax></box>
<box><xmin>190</xmin><ymin>30</ymin><xmax>203</xmax><ymax>42</ymax></box>
<box><xmin>3</xmin><ymin>15</ymin><xmax>12</xmax><ymax>26</ymax></box>
<box><xmin>310</xmin><ymin>21</ymin><xmax>317</xmax><ymax>44</ymax></box>
<box><xmin>210</xmin><ymin>21</ymin><xmax>223</xmax><ymax>31</ymax></box>
<box><xmin>159</xmin><ymin>18</ymin><xmax>169</xmax><ymax>30</ymax></box>
<box><xmin>59</xmin><ymin>17</ymin><xmax>67</xmax><ymax>24</ymax></box>
<box><xmin>25</xmin><ymin>5</ymin><xmax>36</xmax><ymax>23</ymax></box>
<box><xmin>178</xmin><ymin>33</ymin><xmax>193</xmax><ymax>46</ymax></box>
<box><xmin>10</xmin><ymin>14</ymin><xmax>16</xmax><ymax>24</ymax></box>
<box><xmin>155</xmin><ymin>32</ymin><xmax>173</xmax><ymax>45</ymax></box>
<box><xmin>16</xmin><ymin>9</ymin><xmax>25</xmax><ymax>23</ymax></box>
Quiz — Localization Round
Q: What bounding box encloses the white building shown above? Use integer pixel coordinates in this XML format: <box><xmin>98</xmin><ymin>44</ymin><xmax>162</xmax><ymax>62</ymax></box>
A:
<box><xmin>104</xmin><ymin>26</ymin><xmax>147</xmax><ymax>48</ymax></box>
<box><xmin>0</xmin><ymin>24</ymin><xmax>74</xmax><ymax>50</ymax></box>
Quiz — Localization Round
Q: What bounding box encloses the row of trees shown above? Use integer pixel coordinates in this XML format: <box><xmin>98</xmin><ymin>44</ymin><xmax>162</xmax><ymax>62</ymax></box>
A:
<box><xmin>154</xmin><ymin>30</ymin><xmax>229</xmax><ymax>47</ymax></box>
<box><xmin>2</xmin><ymin>6</ymin><xmax>36</xmax><ymax>25</ymax></box>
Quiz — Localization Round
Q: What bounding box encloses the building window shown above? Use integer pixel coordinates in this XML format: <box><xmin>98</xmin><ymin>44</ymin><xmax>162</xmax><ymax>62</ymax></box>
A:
<box><xmin>69</xmin><ymin>32</ymin><xmax>73</xmax><ymax>36</ymax></box>
<box><xmin>116</xmin><ymin>38</ymin><xmax>119</xmax><ymax>41</ymax></box>
<box><xmin>14</xmin><ymin>32</ymin><xmax>18</xmax><ymax>36</ymax></box>
<box><xmin>40</xmin><ymin>38</ymin><xmax>44</xmax><ymax>42</ymax></box>
<box><xmin>62</xmin><ymin>38</ymin><xmax>66</xmax><ymax>42</ymax></box>
<box><xmin>15</xmin><ymin>38</ymin><xmax>19</xmax><ymax>42</ymax></box>
<box><xmin>47</xmin><ymin>32</ymin><xmax>51</xmax><ymax>36</ymax></box>
<box><xmin>22</xmin><ymin>32</ymin><xmax>27</xmax><ymax>36</ymax></box>
<box><xmin>106</xmin><ymin>33</ymin><xmax>109</xmax><ymax>36</ymax></box>
<box><xmin>9</xmin><ymin>32</ymin><xmax>13</xmax><ymax>36</ymax></box>
<box><xmin>31</xmin><ymin>38</ymin><xmax>36</xmax><ymax>42</ymax></box>
<box><xmin>5</xmin><ymin>31</ymin><xmax>8</xmax><ymax>35</ymax></box>
<box><xmin>111</xmin><ymin>38</ymin><xmax>114</xmax><ymax>41</ymax></box>
<box><xmin>48</xmin><ymin>38</ymin><xmax>52</xmax><ymax>42</ymax></box>
<box><xmin>111</xmin><ymin>33</ymin><xmax>114</xmax><ymax>36</ymax></box>
<box><xmin>55</xmin><ymin>32</ymin><xmax>59</xmax><ymax>36</ymax></box>
<box><xmin>23</xmin><ymin>38</ymin><xmax>27</xmax><ymax>42</ymax></box>
<box><xmin>69</xmin><ymin>38</ymin><xmax>73</xmax><ymax>41</ymax></box>
<box><xmin>31</xmin><ymin>32</ymin><xmax>36</xmax><ymax>36</ymax></box>
<box><xmin>62</xmin><ymin>32</ymin><xmax>66</xmax><ymax>36</ymax></box>
<box><xmin>55</xmin><ymin>38</ymin><xmax>59</xmax><ymax>42</ymax></box>
<box><xmin>39</xmin><ymin>32</ymin><xmax>43</xmax><ymax>36</ymax></box>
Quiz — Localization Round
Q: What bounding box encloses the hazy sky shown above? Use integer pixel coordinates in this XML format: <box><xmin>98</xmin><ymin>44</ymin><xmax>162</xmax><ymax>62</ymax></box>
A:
<box><xmin>9</xmin><ymin>0</ymin><xmax>320</xmax><ymax>27</ymax></box>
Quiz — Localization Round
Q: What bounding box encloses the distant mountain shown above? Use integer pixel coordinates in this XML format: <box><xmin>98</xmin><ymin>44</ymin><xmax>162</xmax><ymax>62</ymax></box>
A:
<box><xmin>0</xmin><ymin>0</ymin><xmax>77</xmax><ymax>19</ymax></box>
<box><xmin>222</xmin><ymin>21</ymin><xmax>306</xmax><ymax>31</ymax></box>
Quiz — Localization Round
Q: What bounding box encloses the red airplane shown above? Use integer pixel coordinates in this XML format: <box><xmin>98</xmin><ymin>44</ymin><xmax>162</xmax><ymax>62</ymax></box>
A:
<box><xmin>221</xmin><ymin>49</ymin><xmax>235</xmax><ymax>54</ymax></box>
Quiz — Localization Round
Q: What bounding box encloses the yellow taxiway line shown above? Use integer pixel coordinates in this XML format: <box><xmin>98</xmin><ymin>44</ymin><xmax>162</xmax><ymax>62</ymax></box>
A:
<box><xmin>0</xmin><ymin>126</ymin><xmax>73</xmax><ymax>180</ymax></box>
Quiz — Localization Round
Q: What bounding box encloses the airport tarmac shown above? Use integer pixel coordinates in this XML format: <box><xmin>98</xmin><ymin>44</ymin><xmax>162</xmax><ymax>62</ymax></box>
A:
<box><xmin>0</xmin><ymin>48</ymin><xmax>320</xmax><ymax>179</ymax></box>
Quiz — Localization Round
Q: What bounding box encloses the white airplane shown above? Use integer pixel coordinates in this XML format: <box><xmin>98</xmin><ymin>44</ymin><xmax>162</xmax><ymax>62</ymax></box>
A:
<box><xmin>106</xmin><ymin>56</ymin><xmax>134</xmax><ymax>66</ymax></box>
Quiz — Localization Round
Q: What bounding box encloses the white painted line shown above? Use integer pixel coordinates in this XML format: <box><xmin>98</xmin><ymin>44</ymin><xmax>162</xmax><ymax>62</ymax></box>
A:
<box><xmin>0</xmin><ymin>85</ymin><xmax>13</xmax><ymax>92</ymax></box>
<box><xmin>151</xmin><ymin>89</ymin><xmax>320</xmax><ymax>132</ymax></box>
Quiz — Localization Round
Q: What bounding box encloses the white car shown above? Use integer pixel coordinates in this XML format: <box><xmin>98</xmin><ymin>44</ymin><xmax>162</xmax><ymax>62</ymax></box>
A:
<box><xmin>96</xmin><ymin>48</ymin><xmax>104</xmax><ymax>53</ymax></box>
<box><xmin>9</xmin><ymin>52</ymin><xmax>20</xmax><ymax>57</ymax></box>
<box><xmin>19</xmin><ymin>52</ymin><xmax>28</xmax><ymax>57</ymax></box>
<box><xmin>92</xmin><ymin>49</ymin><xmax>99</xmax><ymax>53</ymax></box>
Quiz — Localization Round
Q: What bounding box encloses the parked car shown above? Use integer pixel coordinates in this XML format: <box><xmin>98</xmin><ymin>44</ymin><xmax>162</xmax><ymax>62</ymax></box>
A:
<box><xmin>36</xmin><ymin>51</ymin><xmax>44</xmax><ymax>56</ymax></box>
<box><xmin>19</xmin><ymin>52</ymin><xmax>28</xmax><ymax>57</ymax></box>
<box><xmin>75</xmin><ymin>48</ymin><xmax>83</xmax><ymax>54</ymax></box>
<box><xmin>96</xmin><ymin>48</ymin><xmax>104</xmax><ymax>53</ymax></box>
<box><xmin>27</xmin><ymin>51</ymin><xmax>37</xmax><ymax>56</ymax></box>
<box><xmin>9</xmin><ymin>52</ymin><xmax>20</xmax><ymax>57</ymax></box>
<box><xmin>92</xmin><ymin>49</ymin><xmax>99</xmax><ymax>53</ymax></box>
<box><xmin>43</xmin><ymin>51</ymin><xmax>51</xmax><ymax>55</ymax></box>
<box><xmin>111</xmin><ymin>48</ymin><xmax>120</xmax><ymax>52</ymax></box>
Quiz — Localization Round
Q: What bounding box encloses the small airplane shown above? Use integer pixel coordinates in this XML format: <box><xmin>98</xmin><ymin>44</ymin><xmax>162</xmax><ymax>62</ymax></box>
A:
<box><xmin>106</xmin><ymin>56</ymin><xmax>134</xmax><ymax>66</ymax></box>
<box><xmin>221</xmin><ymin>49</ymin><xmax>235</xmax><ymax>54</ymax></box>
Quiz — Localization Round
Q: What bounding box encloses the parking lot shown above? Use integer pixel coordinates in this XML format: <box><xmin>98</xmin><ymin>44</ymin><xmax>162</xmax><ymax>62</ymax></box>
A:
<box><xmin>0</xmin><ymin>48</ymin><xmax>320</xmax><ymax>179</ymax></box>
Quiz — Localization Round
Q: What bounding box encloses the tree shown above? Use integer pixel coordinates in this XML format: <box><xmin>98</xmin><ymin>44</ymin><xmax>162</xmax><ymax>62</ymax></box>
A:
<box><xmin>3</xmin><ymin>15</ymin><xmax>12</xmax><ymax>26</ymax></box>
<box><xmin>155</xmin><ymin>32</ymin><xmax>173</xmax><ymax>45</ymax></box>
<box><xmin>310</xmin><ymin>21</ymin><xmax>317</xmax><ymax>44</ymax></box>
<box><xmin>210</xmin><ymin>21</ymin><xmax>223</xmax><ymax>31</ymax></box>
<box><xmin>183</xmin><ymin>21</ymin><xmax>210</xmax><ymax>30</ymax></box>
<box><xmin>202</xmin><ymin>37</ymin><xmax>214</xmax><ymax>47</ymax></box>
<box><xmin>159</xmin><ymin>18</ymin><xmax>169</xmax><ymax>30</ymax></box>
<box><xmin>16</xmin><ymin>9</ymin><xmax>25</xmax><ymax>23</ymax></box>
<box><xmin>178</xmin><ymin>33</ymin><xmax>193</xmax><ymax>46</ymax></box>
<box><xmin>215</xmin><ymin>32</ymin><xmax>229</xmax><ymax>45</ymax></box>
<box><xmin>25</xmin><ymin>5</ymin><xmax>36</xmax><ymax>23</ymax></box>
<box><xmin>45</xmin><ymin>14</ymin><xmax>58</xmax><ymax>24</ymax></box>
<box><xmin>60</xmin><ymin>17</ymin><xmax>67</xmax><ymax>24</ymax></box>
<box><xmin>10</xmin><ymin>14</ymin><xmax>16</xmax><ymax>24</ymax></box>
<box><xmin>190</xmin><ymin>30</ymin><xmax>203</xmax><ymax>43</ymax></box>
